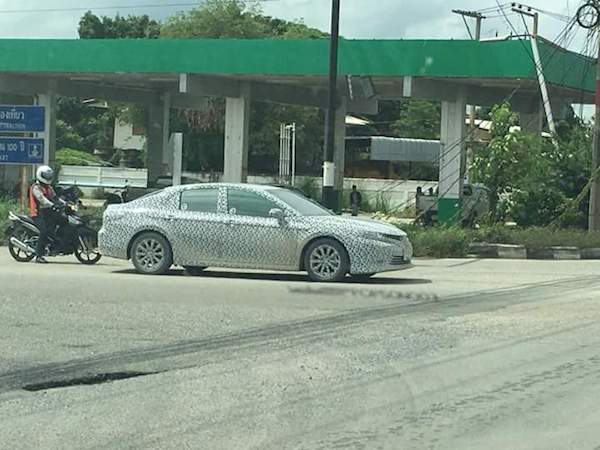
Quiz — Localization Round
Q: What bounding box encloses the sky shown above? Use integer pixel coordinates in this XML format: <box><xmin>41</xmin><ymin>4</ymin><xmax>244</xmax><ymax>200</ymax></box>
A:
<box><xmin>0</xmin><ymin>0</ymin><xmax>591</xmax><ymax>56</ymax></box>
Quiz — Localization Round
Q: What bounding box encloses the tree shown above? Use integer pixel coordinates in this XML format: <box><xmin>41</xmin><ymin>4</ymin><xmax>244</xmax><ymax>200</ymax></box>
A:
<box><xmin>391</xmin><ymin>100</ymin><xmax>441</xmax><ymax>139</ymax></box>
<box><xmin>365</xmin><ymin>100</ymin><xmax>441</xmax><ymax>140</ymax></box>
<box><xmin>161</xmin><ymin>0</ymin><xmax>325</xmax><ymax>39</ymax></box>
<box><xmin>161</xmin><ymin>0</ymin><xmax>327</xmax><ymax>174</ymax></box>
<box><xmin>471</xmin><ymin>103</ymin><xmax>553</xmax><ymax>222</ymax></box>
<box><xmin>78</xmin><ymin>11</ymin><xmax>160</xmax><ymax>38</ymax></box>
<box><xmin>472</xmin><ymin>103</ymin><xmax>593</xmax><ymax>227</ymax></box>
<box><xmin>56</xmin><ymin>97</ymin><xmax>115</xmax><ymax>155</ymax></box>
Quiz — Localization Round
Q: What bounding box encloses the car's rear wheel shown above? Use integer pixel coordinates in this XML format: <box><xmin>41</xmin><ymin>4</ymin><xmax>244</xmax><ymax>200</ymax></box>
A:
<box><xmin>131</xmin><ymin>232</ymin><xmax>173</xmax><ymax>275</ymax></box>
<box><xmin>305</xmin><ymin>238</ymin><xmax>349</xmax><ymax>282</ymax></box>
<box><xmin>183</xmin><ymin>266</ymin><xmax>207</xmax><ymax>276</ymax></box>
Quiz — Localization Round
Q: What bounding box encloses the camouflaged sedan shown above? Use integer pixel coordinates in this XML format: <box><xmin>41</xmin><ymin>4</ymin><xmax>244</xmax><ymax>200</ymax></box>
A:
<box><xmin>98</xmin><ymin>183</ymin><xmax>413</xmax><ymax>282</ymax></box>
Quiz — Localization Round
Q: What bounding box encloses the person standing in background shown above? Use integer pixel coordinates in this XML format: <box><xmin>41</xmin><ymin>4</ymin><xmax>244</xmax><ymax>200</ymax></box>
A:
<box><xmin>350</xmin><ymin>185</ymin><xmax>362</xmax><ymax>217</ymax></box>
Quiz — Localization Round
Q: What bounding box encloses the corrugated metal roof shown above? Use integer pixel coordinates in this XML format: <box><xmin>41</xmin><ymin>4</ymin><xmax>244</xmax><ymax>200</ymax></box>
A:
<box><xmin>367</xmin><ymin>137</ymin><xmax>440</xmax><ymax>163</ymax></box>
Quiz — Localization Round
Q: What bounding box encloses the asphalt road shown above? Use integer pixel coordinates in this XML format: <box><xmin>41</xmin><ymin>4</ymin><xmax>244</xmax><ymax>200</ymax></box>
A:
<box><xmin>1</xmin><ymin>251</ymin><xmax>600</xmax><ymax>449</ymax></box>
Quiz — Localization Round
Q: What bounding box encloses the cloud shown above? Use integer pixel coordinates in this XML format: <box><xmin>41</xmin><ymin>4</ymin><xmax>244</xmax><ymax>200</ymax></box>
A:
<box><xmin>262</xmin><ymin>0</ymin><xmax>587</xmax><ymax>50</ymax></box>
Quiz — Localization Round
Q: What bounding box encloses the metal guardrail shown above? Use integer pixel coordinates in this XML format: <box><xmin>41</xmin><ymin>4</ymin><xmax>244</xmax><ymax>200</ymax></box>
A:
<box><xmin>58</xmin><ymin>165</ymin><xmax>147</xmax><ymax>188</ymax></box>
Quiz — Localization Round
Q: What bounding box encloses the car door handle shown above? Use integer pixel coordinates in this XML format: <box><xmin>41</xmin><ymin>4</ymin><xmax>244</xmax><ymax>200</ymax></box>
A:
<box><xmin>165</xmin><ymin>214</ymin><xmax>176</xmax><ymax>221</ymax></box>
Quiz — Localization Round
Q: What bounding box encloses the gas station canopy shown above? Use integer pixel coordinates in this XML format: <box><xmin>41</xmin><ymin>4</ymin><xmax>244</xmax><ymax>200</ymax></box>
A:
<box><xmin>0</xmin><ymin>37</ymin><xmax>594</xmax><ymax>107</ymax></box>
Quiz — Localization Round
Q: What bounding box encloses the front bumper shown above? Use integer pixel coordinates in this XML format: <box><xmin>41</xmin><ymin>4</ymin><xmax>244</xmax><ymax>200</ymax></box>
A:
<box><xmin>348</xmin><ymin>237</ymin><xmax>413</xmax><ymax>275</ymax></box>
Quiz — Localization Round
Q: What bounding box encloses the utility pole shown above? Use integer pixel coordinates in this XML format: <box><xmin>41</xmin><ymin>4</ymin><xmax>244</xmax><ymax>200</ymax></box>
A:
<box><xmin>512</xmin><ymin>3</ymin><xmax>558</xmax><ymax>146</ymax></box>
<box><xmin>452</xmin><ymin>9</ymin><xmax>484</xmax><ymax>181</ymax></box>
<box><xmin>511</xmin><ymin>3</ymin><xmax>538</xmax><ymax>36</ymax></box>
<box><xmin>589</xmin><ymin>33</ymin><xmax>600</xmax><ymax>230</ymax></box>
<box><xmin>452</xmin><ymin>9</ymin><xmax>485</xmax><ymax>40</ymax></box>
<box><xmin>322</xmin><ymin>0</ymin><xmax>341</xmax><ymax>211</ymax></box>
<box><xmin>576</xmin><ymin>1</ymin><xmax>600</xmax><ymax>229</ymax></box>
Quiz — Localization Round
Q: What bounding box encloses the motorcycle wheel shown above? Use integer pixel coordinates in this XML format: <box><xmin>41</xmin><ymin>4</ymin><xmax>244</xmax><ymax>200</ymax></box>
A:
<box><xmin>75</xmin><ymin>232</ymin><xmax>102</xmax><ymax>265</ymax></box>
<box><xmin>8</xmin><ymin>228</ymin><xmax>37</xmax><ymax>263</ymax></box>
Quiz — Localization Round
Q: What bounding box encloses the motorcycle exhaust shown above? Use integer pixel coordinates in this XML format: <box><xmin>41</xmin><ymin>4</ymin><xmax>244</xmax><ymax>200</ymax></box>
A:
<box><xmin>9</xmin><ymin>237</ymin><xmax>36</xmax><ymax>254</ymax></box>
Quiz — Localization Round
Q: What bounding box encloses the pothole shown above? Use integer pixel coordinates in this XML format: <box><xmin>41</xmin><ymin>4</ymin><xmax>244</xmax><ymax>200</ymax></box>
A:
<box><xmin>22</xmin><ymin>371</ymin><xmax>158</xmax><ymax>392</ymax></box>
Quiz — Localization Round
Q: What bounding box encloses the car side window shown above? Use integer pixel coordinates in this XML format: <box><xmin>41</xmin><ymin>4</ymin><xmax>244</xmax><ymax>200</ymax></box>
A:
<box><xmin>227</xmin><ymin>189</ymin><xmax>277</xmax><ymax>218</ymax></box>
<box><xmin>180</xmin><ymin>188</ymin><xmax>219</xmax><ymax>213</ymax></box>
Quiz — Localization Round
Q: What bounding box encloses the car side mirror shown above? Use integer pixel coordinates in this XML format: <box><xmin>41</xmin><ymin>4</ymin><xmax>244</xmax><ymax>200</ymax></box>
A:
<box><xmin>269</xmin><ymin>208</ymin><xmax>286</xmax><ymax>224</ymax></box>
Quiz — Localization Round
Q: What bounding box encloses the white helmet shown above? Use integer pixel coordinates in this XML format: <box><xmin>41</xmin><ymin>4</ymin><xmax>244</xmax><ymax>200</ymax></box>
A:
<box><xmin>36</xmin><ymin>165</ymin><xmax>55</xmax><ymax>185</ymax></box>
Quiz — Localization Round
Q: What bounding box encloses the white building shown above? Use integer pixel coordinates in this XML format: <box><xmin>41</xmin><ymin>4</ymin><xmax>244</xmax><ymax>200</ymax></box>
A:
<box><xmin>113</xmin><ymin>118</ymin><xmax>146</xmax><ymax>151</ymax></box>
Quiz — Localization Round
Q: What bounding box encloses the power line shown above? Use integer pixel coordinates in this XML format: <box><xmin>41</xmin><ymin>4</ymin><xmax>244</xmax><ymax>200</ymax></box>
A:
<box><xmin>0</xmin><ymin>1</ymin><xmax>280</xmax><ymax>15</ymax></box>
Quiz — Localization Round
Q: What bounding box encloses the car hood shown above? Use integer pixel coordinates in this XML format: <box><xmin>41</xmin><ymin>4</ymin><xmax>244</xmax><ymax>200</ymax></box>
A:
<box><xmin>301</xmin><ymin>215</ymin><xmax>407</xmax><ymax>236</ymax></box>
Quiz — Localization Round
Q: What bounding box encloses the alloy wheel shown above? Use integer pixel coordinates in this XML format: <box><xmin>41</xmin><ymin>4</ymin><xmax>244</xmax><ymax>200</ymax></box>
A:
<box><xmin>309</xmin><ymin>244</ymin><xmax>342</xmax><ymax>280</ymax></box>
<box><xmin>135</xmin><ymin>238</ymin><xmax>165</xmax><ymax>271</ymax></box>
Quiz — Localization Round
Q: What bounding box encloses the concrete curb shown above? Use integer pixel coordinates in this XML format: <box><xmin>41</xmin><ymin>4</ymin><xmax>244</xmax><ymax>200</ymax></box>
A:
<box><xmin>469</xmin><ymin>243</ymin><xmax>600</xmax><ymax>260</ymax></box>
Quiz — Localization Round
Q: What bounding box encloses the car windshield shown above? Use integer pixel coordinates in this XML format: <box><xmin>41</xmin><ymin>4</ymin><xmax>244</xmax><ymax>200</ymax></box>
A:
<box><xmin>267</xmin><ymin>189</ymin><xmax>333</xmax><ymax>216</ymax></box>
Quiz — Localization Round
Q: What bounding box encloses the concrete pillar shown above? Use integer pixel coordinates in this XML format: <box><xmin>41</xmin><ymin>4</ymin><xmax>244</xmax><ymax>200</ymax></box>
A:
<box><xmin>223</xmin><ymin>85</ymin><xmax>251</xmax><ymax>183</ymax></box>
<box><xmin>38</xmin><ymin>90</ymin><xmax>57</xmax><ymax>166</ymax></box>
<box><xmin>439</xmin><ymin>95</ymin><xmax>466</xmax><ymax>224</ymax></box>
<box><xmin>520</xmin><ymin>101</ymin><xmax>543</xmax><ymax>135</ymax></box>
<box><xmin>171</xmin><ymin>132</ymin><xmax>183</xmax><ymax>186</ymax></box>
<box><xmin>161</xmin><ymin>93</ymin><xmax>172</xmax><ymax>174</ymax></box>
<box><xmin>147</xmin><ymin>93</ymin><xmax>170</xmax><ymax>185</ymax></box>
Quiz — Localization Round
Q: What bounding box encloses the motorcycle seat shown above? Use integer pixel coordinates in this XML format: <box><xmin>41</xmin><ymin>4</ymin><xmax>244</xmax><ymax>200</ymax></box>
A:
<box><xmin>17</xmin><ymin>215</ymin><xmax>37</xmax><ymax>226</ymax></box>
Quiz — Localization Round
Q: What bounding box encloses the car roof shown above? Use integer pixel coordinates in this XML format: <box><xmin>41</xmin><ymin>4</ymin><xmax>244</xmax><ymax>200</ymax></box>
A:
<box><xmin>165</xmin><ymin>183</ymin><xmax>284</xmax><ymax>193</ymax></box>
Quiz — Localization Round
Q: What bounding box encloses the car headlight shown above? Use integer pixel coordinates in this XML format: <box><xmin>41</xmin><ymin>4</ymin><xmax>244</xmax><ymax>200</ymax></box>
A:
<box><xmin>362</xmin><ymin>231</ymin><xmax>405</xmax><ymax>243</ymax></box>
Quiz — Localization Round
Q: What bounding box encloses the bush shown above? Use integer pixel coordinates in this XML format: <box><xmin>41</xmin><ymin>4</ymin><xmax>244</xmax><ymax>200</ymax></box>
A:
<box><xmin>394</xmin><ymin>223</ymin><xmax>600</xmax><ymax>258</ymax></box>
<box><xmin>509</xmin><ymin>188</ymin><xmax>566</xmax><ymax>227</ymax></box>
<box><xmin>399</xmin><ymin>225</ymin><xmax>471</xmax><ymax>258</ymax></box>
<box><xmin>0</xmin><ymin>198</ymin><xmax>19</xmax><ymax>242</ymax></box>
<box><xmin>56</xmin><ymin>148</ymin><xmax>103</xmax><ymax>166</ymax></box>
<box><xmin>372</xmin><ymin>192</ymin><xmax>392</xmax><ymax>215</ymax></box>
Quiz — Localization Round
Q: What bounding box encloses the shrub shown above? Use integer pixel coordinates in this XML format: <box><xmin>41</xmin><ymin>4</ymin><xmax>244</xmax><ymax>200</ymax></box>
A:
<box><xmin>372</xmin><ymin>192</ymin><xmax>392</xmax><ymax>215</ymax></box>
<box><xmin>394</xmin><ymin>223</ymin><xmax>600</xmax><ymax>258</ymax></box>
<box><xmin>0</xmin><ymin>198</ymin><xmax>19</xmax><ymax>242</ymax></box>
<box><xmin>56</xmin><ymin>148</ymin><xmax>103</xmax><ymax>166</ymax></box>
<box><xmin>399</xmin><ymin>225</ymin><xmax>471</xmax><ymax>258</ymax></box>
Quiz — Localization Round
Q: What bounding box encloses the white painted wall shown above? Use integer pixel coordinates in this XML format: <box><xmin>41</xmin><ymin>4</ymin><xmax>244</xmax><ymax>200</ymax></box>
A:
<box><xmin>57</xmin><ymin>165</ymin><xmax>436</xmax><ymax>211</ymax></box>
<box><xmin>58</xmin><ymin>165</ymin><xmax>147</xmax><ymax>188</ymax></box>
<box><xmin>113</xmin><ymin>119</ymin><xmax>146</xmax><ymax>151</ymax></box>
<box><xmin>182</xmin><ymin>172</ymin><xmax>436</xmax><ymax>210</ymax></box>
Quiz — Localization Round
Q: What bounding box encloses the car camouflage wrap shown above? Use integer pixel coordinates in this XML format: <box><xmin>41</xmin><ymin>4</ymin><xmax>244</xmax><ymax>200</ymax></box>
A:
<box><xmin>98</xmin><ymin>183</ymin><xmax>413</xmax><ymax>276</ymax></box>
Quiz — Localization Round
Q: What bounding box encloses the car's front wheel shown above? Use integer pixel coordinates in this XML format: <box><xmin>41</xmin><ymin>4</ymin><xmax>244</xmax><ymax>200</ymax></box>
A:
<box><xmin>131</xmin><ymin>232</ymin><xmax>173</xmax><ymax>275</ymax></box>
<box><xmin>305</xmin><ymin>238</ymin><xmax>349</xmax><ymax>282</ymax></box>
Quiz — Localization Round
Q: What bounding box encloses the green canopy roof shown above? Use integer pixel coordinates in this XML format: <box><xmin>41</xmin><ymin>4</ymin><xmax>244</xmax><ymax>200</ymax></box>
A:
<box><xmin>0</xmin><ymin>38</ymin><xmax>593</xmax><ymax>93</ymax></box>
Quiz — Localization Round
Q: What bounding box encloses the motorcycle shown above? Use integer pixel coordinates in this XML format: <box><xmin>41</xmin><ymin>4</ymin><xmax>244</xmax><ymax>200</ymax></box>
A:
<box><xmin>103</xmin><ymin>182</ymin><xmax>129</xmax><ymax>208</ymax></box>
<box><xmin>6</xmin><ymin>191</ymin><xmax>102</xmax><ymax>265</ymax></box>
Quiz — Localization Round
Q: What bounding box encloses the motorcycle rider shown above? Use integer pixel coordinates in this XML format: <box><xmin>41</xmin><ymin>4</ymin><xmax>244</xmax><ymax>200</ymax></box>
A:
<box><xmin>29</xmin><ymin>165</ymin><xmax>58</xmax><ymax>264</ymax></box>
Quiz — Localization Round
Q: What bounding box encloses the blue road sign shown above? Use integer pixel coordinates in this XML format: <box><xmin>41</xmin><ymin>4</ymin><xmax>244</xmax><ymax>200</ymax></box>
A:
<box><xmin>0</xmin><ymin>105</ymin><xmax>45</xmax><ymax>132</ymax></box>
<box><xmin>0</xmin><ymin>138</ymin><xmax>44</xmax><ymax>164</ymax></box>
